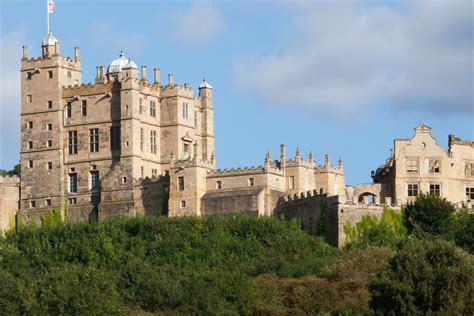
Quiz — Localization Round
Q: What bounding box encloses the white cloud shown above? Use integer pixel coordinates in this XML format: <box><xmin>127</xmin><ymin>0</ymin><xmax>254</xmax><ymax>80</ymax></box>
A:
<box><xmin>167</xmin><ymin>3</ymin><xmax>225</xmax><ymax>46</ymax></box>
<box><xmin>233</xmin><ymin>1</ymin><xmax>473</xmax><ymax>119</ymax></box>
<box><xmin>0</xmin><ymin>29</ymin><xmax>23</xmax><ymax>167</ymax></box>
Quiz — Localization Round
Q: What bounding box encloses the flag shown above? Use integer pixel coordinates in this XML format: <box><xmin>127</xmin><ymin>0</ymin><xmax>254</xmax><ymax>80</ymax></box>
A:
<box><xmin>48</xmin><ymin>0</ymin><xmax>55</xmax><ymax>14</ymax></box>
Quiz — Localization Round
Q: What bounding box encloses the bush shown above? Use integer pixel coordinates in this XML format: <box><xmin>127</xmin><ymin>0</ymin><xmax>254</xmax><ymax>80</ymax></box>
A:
<box><xmin>403</xmin><ymin>193</ymin><xmax>455</xmax><ymax>236</ymax></box>
<box><xmin>369</xmin><ymin>237</ymin><xmax>474</xmax><ymax>315</ymax></box>
<box><xmin>452</xmin><ymin>210</ymin><xmax>474</xmax><ymax>253</ymax></box>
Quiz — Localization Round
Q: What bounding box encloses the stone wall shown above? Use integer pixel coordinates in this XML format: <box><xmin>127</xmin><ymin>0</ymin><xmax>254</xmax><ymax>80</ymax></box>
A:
<box><xmin>201</xmin><ymin>187</ymin><xmax>265</xmax><ymax>216</ymax></box>
<box><xmin>0</xmin><ymin>176</ymin><xmax>20</xmax><ymax>234</ymax></box>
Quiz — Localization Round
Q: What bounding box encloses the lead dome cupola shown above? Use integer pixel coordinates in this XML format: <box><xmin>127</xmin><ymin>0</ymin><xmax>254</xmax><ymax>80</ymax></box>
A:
<box><xmin>42</xmin><ymin>32</ymin><xmax>59</xmax><ymax>46</ymax></box>
<box><xmin>107</xmin><ymin>51</ymin><xmax>138</xmax><ymax>74</ymax></box>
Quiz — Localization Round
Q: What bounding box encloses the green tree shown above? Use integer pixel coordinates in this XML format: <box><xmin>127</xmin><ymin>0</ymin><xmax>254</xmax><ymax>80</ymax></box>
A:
<box><xmin>452</xmin><ymin>210</ymin><xmax>474</xmax><ymax>253</ymax></box>
<box><xmin>403</xmin><ymin>193</ymin><xmax>455</xmax><ymax>236</ymax></box>
<box><xmin>0</xmin><ymin>162</ymin><xmax>21</xmax><ymax>177</ymax></box>
<box><xmin>369</xmin><ymin>237</ymin><xmax>474</xmax><ymax>315</ymax></box>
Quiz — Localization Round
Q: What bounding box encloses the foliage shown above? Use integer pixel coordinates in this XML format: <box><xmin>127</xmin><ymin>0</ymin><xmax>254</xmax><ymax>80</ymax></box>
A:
<box><xmin>403</xmin><ymin>193</ymin><xmax>455</xmax><ymax>236</ymax></box>
<box><xmin>451</xmin><ymin>209</ymin><xmax>474</xmax><ymax>253</ymax></box>
<box><xmin>40</xmin><ymin>209</ymin><xmax>63</xmax><ymax>228</ymax></box>
<box><xmin>369</xmin><ymin>237</ymin><xmax>474</xmax><ymax>315</ymax></box>
<box><xmin>0</xmin><ymin>163</ymin><xmax>20</xmax><ymax>177</ymax></box>
<box><xmin>344</xmin><ymin>208</ymin><xmax>406</xmax><ymax>249</ymax></box>
<box><xmin>316</xmin><ymin>198</ymin><xmax>329</xmax><ymax>242</ymax></box>
<box><xmin>0</xmin><ymin>215</ymin><xmax>340</xmax><ymax>314</ymax></box>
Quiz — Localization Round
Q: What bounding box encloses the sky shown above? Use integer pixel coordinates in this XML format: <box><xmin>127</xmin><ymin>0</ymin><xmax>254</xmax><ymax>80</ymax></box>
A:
<box><xmin>0</xmin><ymin>0</ymin><xmax>473</xmax><ymax>186</ymax></box>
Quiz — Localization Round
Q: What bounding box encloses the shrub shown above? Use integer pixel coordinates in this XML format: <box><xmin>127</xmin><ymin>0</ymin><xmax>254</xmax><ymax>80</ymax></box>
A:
<box><xmin>369</xmin><ymin>237</ymin><xmax>474</xmax><ymax>315</ymax></box>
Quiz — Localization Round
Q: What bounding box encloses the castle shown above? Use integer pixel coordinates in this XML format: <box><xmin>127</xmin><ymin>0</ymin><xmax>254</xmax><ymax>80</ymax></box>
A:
<box><xmin>0</xmin><ymin>32</ymin><xmax>473</xmax><ymax>245</ymax></box>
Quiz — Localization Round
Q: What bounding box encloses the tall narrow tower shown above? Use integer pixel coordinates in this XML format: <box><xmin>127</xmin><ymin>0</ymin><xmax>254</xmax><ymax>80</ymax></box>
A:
<box><xmin>199</xmin><ymin>79</ymin><xmax>214</xmax><ymax>161</ymax></box>
<box><xmin>19</xmin><ymin>33</ymin><xmax>82</xmax><ymax>217</ymax></box>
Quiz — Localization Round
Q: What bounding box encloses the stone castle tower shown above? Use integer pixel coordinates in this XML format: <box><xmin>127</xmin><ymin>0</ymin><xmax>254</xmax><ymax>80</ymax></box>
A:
<box><xmin>19</xmin><ymin>32</ymin><xmax>216</xmax><ymax>222</ymax></box>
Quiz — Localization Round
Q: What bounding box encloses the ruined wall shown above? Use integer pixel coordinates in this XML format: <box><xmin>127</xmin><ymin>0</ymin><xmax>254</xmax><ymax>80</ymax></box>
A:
<box><xmin>0</xmin><ymin>176</ymin><xmax>20</xmax><ymax>233</ymax></box>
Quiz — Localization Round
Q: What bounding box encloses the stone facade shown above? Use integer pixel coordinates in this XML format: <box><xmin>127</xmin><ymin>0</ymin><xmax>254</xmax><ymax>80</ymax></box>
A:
<box><xmin>0</xmin><ymin>176</ymin><xmax>20</xmax><ymax>234</ymax></box>
<box><xmin>8</xmin><ymin>33</ymin><xmax>472</xmax><ymax>244</ymax></box>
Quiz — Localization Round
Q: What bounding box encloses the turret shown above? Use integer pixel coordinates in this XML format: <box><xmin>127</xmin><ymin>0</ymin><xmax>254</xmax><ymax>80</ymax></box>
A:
<box><xmin>264</xmin><ymin>149</ymin><xmax>271</xmax><ymax>172</ymax></box>
<box><xmin>280</xmin><ymin>144</ymin><xmax>286</xmax><ymax>172</ymax></box>
<box><xmin>295</xmin><ymin>147</ymin><xmax>301</xmax><ymax>163</ymax></box>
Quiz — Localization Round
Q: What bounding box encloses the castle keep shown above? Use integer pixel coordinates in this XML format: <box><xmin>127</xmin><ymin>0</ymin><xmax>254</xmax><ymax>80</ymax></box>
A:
<box><xmin>1</xmin><ymin>32</ymin><xmax>473</xmax><ymax>244</ymax></box>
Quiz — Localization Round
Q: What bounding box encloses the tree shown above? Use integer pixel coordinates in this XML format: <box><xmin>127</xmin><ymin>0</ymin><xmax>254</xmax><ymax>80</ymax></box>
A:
<box><xmin>452</xmin><ymin>210</ymin><xmax>474</xmax><ymax>253</ymax></box>
<box><xmin>369</xmin><ymin>237</ymin><xmax>474</xmax><ymax>315</ymax></box>
<box><xmin>0</xmin><ymin>163</ymin><xmax>21</xmax><ymax>177</ymax></box>
<box><xmin>403</xmin><ymin>193</ymin><xmax>455</xmax><ymax>236</ymax></box>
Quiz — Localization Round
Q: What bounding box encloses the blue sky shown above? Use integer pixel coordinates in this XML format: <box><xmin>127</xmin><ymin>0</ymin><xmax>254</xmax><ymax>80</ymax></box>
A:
<box><xmin>0</xmin><ymin>0</ymin><xmax>473</xmax><ymax>185</ymax></box>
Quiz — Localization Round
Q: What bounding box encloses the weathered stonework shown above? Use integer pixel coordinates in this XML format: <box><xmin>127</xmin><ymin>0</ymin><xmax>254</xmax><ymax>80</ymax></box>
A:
<box><xmin>0</xmin><ymin>176</ymin><xmax>20</xmax><ymax>234</ymax></box>
<box><xmin>10</xmin><ymin>32</ymin><xmax>472</xmax><ymax>245</ymax></box>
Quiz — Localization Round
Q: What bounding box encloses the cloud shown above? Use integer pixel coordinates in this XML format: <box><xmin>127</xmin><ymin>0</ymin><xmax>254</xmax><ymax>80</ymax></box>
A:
<box><xmin>167</xmin><ymin>3</ymin><xmax>225</xmax><ymax>47</ymax></box>
<box><xmin>89</xmin><ymin>21</ymin><xmax>148</xmax><ymax>56</ymax></box>
<box><xmin>0</xmin><ymin>29</ymin><xmax>23</xmax><ymax>167</ymax></box>
<box><xmin>233</xmin><ymin>1</ymin><xmax>473</xmax><ymax>119</ymax></box>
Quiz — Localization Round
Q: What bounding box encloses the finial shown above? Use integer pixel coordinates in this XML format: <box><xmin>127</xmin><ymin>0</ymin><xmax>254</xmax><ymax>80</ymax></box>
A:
<box><xmin>325</xmin><ymin>154</ymin><xmax>330</xmax><ymax>165</ymax></box>
<box><xmin>309</xmin><ymin>149</ymin><xmax>314</xmax><ymax>162</ymax></box>
<box><xmin>265</xmin><ymin>149</ymin><xmax>271</xmax><ymax>162</ymax></box>
<box><xmin>338</xmin><ymin>157</ymin><xmax>343</xmax><ymax>166</ymax></box>
<box><xmin>120</xmin><ymin>51</ymin><xmax>124</xmax><ymax>57</ymax></box>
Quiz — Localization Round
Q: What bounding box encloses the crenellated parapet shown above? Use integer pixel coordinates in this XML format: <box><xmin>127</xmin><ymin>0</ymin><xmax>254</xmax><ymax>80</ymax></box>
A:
<box><xmin>0</xmin><ymin>175</ymin><xmax>20</xmax><ymax>185</ymax></box>
<box><xmin>62</xmin><ymin>82</ymin><xmax>115</xmax><ymax>97</ymax></box>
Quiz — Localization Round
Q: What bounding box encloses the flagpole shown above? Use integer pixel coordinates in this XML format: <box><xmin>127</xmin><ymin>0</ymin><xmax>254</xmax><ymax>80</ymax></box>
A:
<box><xmin>47</xmin><ymin>0</ymin><xmax>50</xmax><ymax>34</ymax></box>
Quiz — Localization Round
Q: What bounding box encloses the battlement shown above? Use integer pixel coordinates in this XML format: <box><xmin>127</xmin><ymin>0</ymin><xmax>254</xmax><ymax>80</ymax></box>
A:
<box><xmin>285</xmin><ymin>158</ymin><xmax>315</xmax><ymax>168</ymax></box>
<box><xmin>172</xmin><ymin>157</ymin><xmax>215</xmax><ymax>169</ymax></box>
<box><xmin>282</xmin><ymin>190</ymin><xmax>322</xmax><ymax>202</ymax></box>
<box><xmin>161</xmin><ymin>83</ymin><xmax>196</xmax><ymax>98</ymax></box>
<box><xmin>62</xmin><ymin>82</ymin><xmax>114</xmax><ymax>97</ymax></box>
<box><xmin>314</xmin><ymin>164</ymin><xmax>342</xmax><ymax>174</ymax></box>
<box><xmin>210</xmin><ymin>165</ymin><xmax>265</xmax><ymax>177</ymax></box>
<box><xmin>0</xmin><ymin>175</ymin><xmax>20</xmax><ymax>185</ymax></box>
<box><xmin>449</xmin><ymin>134</ymin><xmax>474</xmax><ymax>148</ymax></box>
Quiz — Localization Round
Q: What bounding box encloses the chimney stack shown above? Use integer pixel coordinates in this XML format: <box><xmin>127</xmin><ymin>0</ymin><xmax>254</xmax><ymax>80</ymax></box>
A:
<box><xmin>141</xmin><ymin>65</ymin><xmax>147</xmax><ymax>82</ymax></box>
<box><xmin>74</xmin><ymin>47</ymin><xmax>80</xmax><ymax>61</ymax></box>
<box><xmin>168</xmin><ymin>73</ymin><xmax>174</xmax><ymax>86</ymax></box>
<box><xmin>22</xmin><ymin>46</ymin><xmax>29</xmax><ymax>60</ymax></box>
<box><xmin>154</xmin><ymin>67</ymin><xmax>160</xmax><ymax>85</ymax></box>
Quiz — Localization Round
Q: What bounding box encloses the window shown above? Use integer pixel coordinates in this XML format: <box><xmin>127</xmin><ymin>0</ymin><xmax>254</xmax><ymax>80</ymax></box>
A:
<box><xmin>406</xmin><ymin>158</ymin><xmax>419</xmax><ymax>173</ymax></box>
<box><xmin>465</xmin><ymin>163</ymin><xmax>474</xmax><ymax>177</ymax></box>
<box><xmin>45</xmin><ymin>199</ymin><xmax>51</xmax><ymax>207</ymax></box>
<box><xmin>466</xmin><ymin>187</ymin><xmax>474</xmax><ymax>200</ymax></box>
<box><xmin>183</xmin><ymin>143</ymin><xmax>190</xmax><ymax>155</ymax></box>
<box><xmin>140</xmin><ymin>128</ymin><xmax>144</xmax><ymax>152</ymax></box>
<box><xmin>288</xmin><ymin>176</ymin><xmax>295</xmax><ymax>190</ymax></box>
<box><xmin>47</xmin><ymin>162</ymin><xmax>52</xmax><ymax>170</ymax></box>
<box><xmin>47</xmin><ymin>140</ymin><xmax>52</xmax><ymax>148</ymax></box>
<box><xmin>81</xmin><ymin>100</ymin><xmax>87</xmax><ymax>116</ymax></box>
<box><xmin>248</xmin><ymin>178</ymin><xmax>255</xmax><ymax>187</ymax></box>
<box><xmin>67</xmin><ymin>71</ymin><xmax>72</xmax><ymax>78</ymax></box>
<box><xmin>68</xmin><ymin>197</ymin><xmax>77</xmax><ymax>205</ymax></box>
<box><xmin>181</xmin><ymin>200</ymin><xmax>186</xmax><ymax>208</ymax></box>
<box><xmin>110</xmin><ymin>126</ymin><xmax>120</xmax><ymax>150</ymax></box>
<box><xmin>26</xmin><ymin>95</ymin><xmax>32</xmax><ymax>103</ymax></box>
<box><xmin>150</xmin><ymin>130</ymin><xmax>157</xmax><ymax>154</ymax></box>
<box><xmin>69</xmin><ymin>172</ymin><xmax>78</xmax><ymax>193</ymax></box>
<box><xmin>30</xmin><ymin>201</ymin><xmax>36</xmax><ymax>208</ymax></box>
<box><xmin>27</xmin><ymin>121</ymin><xmax>33</xmax><ymax>129</ymax></box>
<box><xmin>150</xmin><ymin>100</ymin><xmax>156</xmax><ymax>117</ymax></box>
<box><xmin>66</xmin><ymin>102</ymin><xmax>72</xmax><ymax>118</ymax></box>
<box><xmin>429</xmin><ymin>159</ymin><xmax>441</xmax><ymax>173</ymax></box>
<box><xmin>182</xmin><ymin>102</ymin><xmax>189</xmax><ymax>119</ymax></box>
<box><xmin>89</xmin><ymin>128</ymin><xmax>99</xmax><ymax>152</ymax></box>
<box><xmin>28</xmin><ymin>160</ymin><xmax>33</xmax><ymax>168</ymax></box>
<box><xmin>90</xmin><ymin>170</ymin><xmax>100</xmax><ymax>191</ymax></box>
<box><xmin>407</xmin><ymin>183</ymin><xmax>419</xmax><ymax>197</ymax></box>
<box><xmin>216</xmin><ymin>181</ymin><xmax>222</xmax><ymax>190</ymax></box>
<box><xmin>178</xmin><ymin>176</ymin><xmax>185</xmax><ymax>191</ymax></box>
<box><xmin>429</xmin><ymin>184</ymin><xmax>441</xmax><ymax>197</ymax></box>
<box><xmin>47</xmin><ymin>123</ymin><xmax>52</xmax><ymax>131</ymax></box>
<box><xmin>47</xmin><ymin>100</ymin><xmax>53</xmax><ymax>109</ymax></box>
<box><xmin>48</xmin><ymin>71</ymin><xmax>53</xmax><ymax>79</ymax></box>
<box><xmin>152</xmin><ymin>169</ymin><xmax>158</xmax><ymax>177</ymax></box>
<box><xmin>139</xmin><ymin>98</ymin><xmax>143</xmax><ymax>114</ymax></box>
<box><xmin>28</xmin><ymin>141</ymin><xmax>33</xmax><ymax>149</ymax></box>
<box><xmin>27</xmin><ymin>72</ymin><xmax>32</xmax><ymax>80</ymax></box>
<box><xmin>141</xmin><ymin>166</ymin><xmax>144</xmax><ymax>178</ymax></box>
<box><xmin>122</xmin><ymin>177</ymin><xmax>127</xmax><ymax>184</ymax></box>
<box><xmin>194</xmin><ymin>111</ymin><xmax>198</xmax><ymax>128</ymax></box>
<box><xmin>68</xmin><ymin>131</ymin><xmax>78</xmax><ymax>155</ymax></box>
